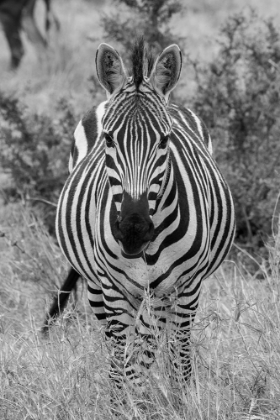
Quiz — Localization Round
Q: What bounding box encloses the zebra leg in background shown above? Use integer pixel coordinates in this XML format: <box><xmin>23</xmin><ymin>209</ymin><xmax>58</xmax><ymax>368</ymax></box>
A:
<box><xmin>0</xmin><ymin>14</ymin><xmax>24</xmax><ymax>69</ymax></box>
<box><xmin>42</xmin><ymin>267</ymin><xmax>80</xmax><ymax>335</ymax></box>
<box><xmin>22</xmin><ymin>1</ymin><xmax>48</xmax><ymax>50</ymax></box>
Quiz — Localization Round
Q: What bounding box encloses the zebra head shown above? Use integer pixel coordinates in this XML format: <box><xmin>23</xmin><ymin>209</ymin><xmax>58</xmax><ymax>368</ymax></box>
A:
<box><xmin>96</xmin><ymin>40</ymin><xmax>182</xmax><ymax>257</ymax></box>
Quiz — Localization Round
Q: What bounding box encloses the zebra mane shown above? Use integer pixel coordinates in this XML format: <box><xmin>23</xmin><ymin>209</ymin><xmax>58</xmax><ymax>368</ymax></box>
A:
<box><xmin>131</xmin><ymin>37</ymin><xmax>155</xmax><ymax>89</ymax></box>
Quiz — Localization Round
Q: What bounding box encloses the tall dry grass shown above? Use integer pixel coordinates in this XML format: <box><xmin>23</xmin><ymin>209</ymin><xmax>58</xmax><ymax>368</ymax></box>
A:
<box><xmin>0</xmin><ymin>204</ymin><xmax>279</xmax><ymax>419</ymax></box>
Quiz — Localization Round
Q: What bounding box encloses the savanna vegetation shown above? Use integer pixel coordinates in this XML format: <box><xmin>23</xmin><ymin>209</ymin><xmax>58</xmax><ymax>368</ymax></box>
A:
<box><xmin>0</xmin><ymin>0</ymin><xmax>280</xmax><ymax>418</ymax></box>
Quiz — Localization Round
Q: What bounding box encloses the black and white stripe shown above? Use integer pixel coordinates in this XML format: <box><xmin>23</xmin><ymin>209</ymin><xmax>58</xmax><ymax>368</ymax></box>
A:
<box><xmin>55</xmin><ymin>39</ymin><xmax>235</xmax><ymax>388</ymax></box>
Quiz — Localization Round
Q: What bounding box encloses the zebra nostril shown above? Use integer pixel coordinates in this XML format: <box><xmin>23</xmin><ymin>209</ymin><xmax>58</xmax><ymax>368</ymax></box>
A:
<box><xmin>114</xmin><ymin>220</ymin><xmax>124</xmax><ymax>240</ymax></box>
<box><xmin>144</xmin><ymin>221</ymin><xmax>154</xmax><ymax>241</ymax></box>
<box><xmin>114</xmin><ymin>212</ymin><xmax>154</xmax><ymax>253</ymax></box>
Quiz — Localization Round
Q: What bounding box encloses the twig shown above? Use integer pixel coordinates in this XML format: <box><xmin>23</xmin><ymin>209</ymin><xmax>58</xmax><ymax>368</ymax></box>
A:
<box><xmin>26</xmin><ymin>198</ymin><xmax>57</xmax><ymax>207</ymax></box>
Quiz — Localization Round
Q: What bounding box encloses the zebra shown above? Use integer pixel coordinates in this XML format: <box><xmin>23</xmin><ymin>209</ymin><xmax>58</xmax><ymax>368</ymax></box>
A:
<box><xmin>0</xmin><ymin>0</ymin><xmax>59</xmax><ymax>69</ymax></box>
<box><xmin>49</xmin><ymin>38</ymin><xmax>235</xmax><ymax>389</ymax></box>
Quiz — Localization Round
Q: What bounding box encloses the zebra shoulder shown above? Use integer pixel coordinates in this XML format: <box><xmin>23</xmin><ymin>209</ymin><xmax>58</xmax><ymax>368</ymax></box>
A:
<box><xmin>188</xmin><ymin>108</ymin><xmax>213</xmax><ymax>155</ymax></box>
<box><xmin>69</xmin><ymin>101</ymin><xmax>107</xmax><ymax>173</ymax></box>
<box><xmin>170</xmin><ymin>105</ymin><xmax>213</xmax><ymax>155</ymax></box>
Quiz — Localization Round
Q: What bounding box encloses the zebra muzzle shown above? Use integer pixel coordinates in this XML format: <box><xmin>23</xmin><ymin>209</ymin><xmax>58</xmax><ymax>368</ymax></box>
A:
<box><xmin>114</xmin><ymin>213</ymin><xmax>154</xmax><ymax>256</ymax></box>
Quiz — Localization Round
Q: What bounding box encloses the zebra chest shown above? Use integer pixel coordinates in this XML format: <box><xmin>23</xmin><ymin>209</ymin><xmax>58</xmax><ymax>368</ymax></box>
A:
<box><xmin>94</xmin><ymin>213</ymin><xmax>208</xmax><ymax>298</ymax></box>
<box><xmin>120</xmin><ymin>260</ymin><xmax>168</xmax><ymax>291</ymax></box>
<box><xmin>97</xmin><ymin>247</ymin><xmax>183</xmax><ymax>299</ymax></box>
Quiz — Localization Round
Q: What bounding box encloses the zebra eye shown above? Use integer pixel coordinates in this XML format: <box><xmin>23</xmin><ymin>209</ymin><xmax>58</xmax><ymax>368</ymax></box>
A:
<box><xmin>159</xmin><ymin>135</ymin><xmax>169</xmax><ymax>149</ymax></box>
<box><xmin>104</xmin><ymin>133</ymin><xmax>115</xmax><ymax>147</ymax></box>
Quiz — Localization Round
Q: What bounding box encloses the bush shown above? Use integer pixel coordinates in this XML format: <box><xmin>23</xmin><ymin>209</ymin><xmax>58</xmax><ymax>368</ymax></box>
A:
<box><xmin>2</xmin><ymin>8</ymin><xmax>280</xmax><ymax>259</ymax></box>
<box><xmin>101</xmin><ymin>0</ymin><xmax>185</xmax><ymax>56</ymax></box>
<box><xmin>192</xmin><ymin>10</ymin><xmax>280</xmax><ymax>252</ymax></box>
<box><xmin>0</xmin><ymin>93</ymin><xmax>77</xmax><ymax>234</ymax></box>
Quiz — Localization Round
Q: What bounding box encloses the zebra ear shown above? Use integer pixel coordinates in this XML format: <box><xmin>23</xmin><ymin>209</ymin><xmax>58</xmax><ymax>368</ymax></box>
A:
<box><xmin>150</xmin><ymin>44</ymin><xmax>182</xmax><ymax>100</ymax></box>
<box><xmin>96</xmin><ymin>43</ymin><xmax>128</xmax><ymax>98</ymax></box>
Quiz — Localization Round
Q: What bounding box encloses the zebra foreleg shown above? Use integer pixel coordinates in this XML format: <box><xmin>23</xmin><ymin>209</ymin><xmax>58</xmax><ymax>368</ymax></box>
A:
<box><xmin>169</xmin><ymin>328</ymin><xmax>192</xmax><ymax>386</ymax></box>
<box><xmin>102</xmin><ymin>317</ymin><xmax>126</xmax><ymax>388</ymax></box>
<box><xmin>126</xmin><ymin>332</ymin><xmax>157</xmax><ymax>388</ymax></box>
<box><xmin>166</xmin><ymin>282</ymin><xmax>201</xmax><ymax>387</ymax></box>
<box><xmin>168</xmin><ymin>306</ymin><xmax>198</xmax><ymax>386</ymax></box>
<box><xmin>105</xmin><ymin>322</ymin><xmax>157</xmax><ymax>392</ymax></box>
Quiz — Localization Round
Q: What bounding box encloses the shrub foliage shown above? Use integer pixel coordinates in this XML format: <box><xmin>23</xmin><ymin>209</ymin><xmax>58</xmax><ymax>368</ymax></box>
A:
<box><xmin>192</xmin><ymin>11</ymin><xmax>280</xmax><ymax>249</ymax></box>
<box><xmin>101</xmin><ymin>0</ymin><xmax>184</xmax><ymax>56</ymax></box>
<box><xmin>1</xmin><ymin>9</ymin><xmax>280</xmax><ymax>253</ymax></box>
<box><xmin>0</xmin><ymin>94</ymin><xmax>77</xmax><ymax>233</ymax></box>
